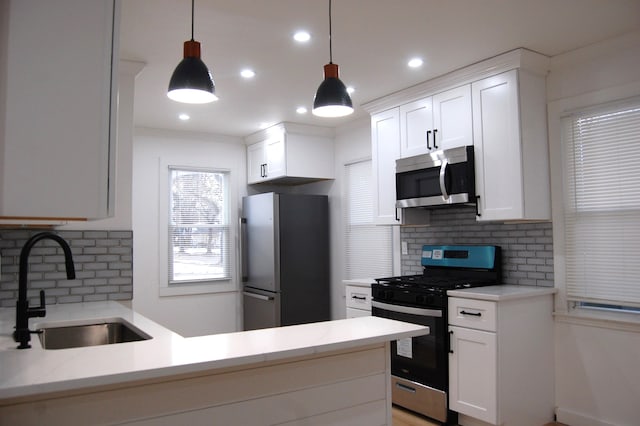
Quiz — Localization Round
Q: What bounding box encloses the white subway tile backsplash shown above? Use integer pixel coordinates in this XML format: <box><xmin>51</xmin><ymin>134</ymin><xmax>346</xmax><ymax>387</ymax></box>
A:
<box><xmin>0</xmin><ymin>230</ymin><xmax>133</xmax><ymax>307</ymax></box>
<box><xmin>400</xmin><ymin>206</ymin><xmax>554</xmax><ymax>287</ymax></box>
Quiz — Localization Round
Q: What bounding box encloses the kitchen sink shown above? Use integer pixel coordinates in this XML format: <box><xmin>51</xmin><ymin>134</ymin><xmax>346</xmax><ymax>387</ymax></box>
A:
<box><xmin>37</xmin><ymin>319</ymin><xmax>151</xmax><ymax>350</ymax></box>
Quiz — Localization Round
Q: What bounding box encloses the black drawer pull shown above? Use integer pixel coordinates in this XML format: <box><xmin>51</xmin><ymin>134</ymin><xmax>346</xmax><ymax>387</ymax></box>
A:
<box><xmin>460</xmin><ymin>310</ymin><xmax>482</xmax><ymax>317</ymax></box>
<box><xmin>396</xmin><ymin>382</ymin><xmax>416</xmax><ymax>393</ymax></box>
<box><xmin>351</xmin><ymin>295</ymin><xmax>367</xmax><ymax>301</ymax></box>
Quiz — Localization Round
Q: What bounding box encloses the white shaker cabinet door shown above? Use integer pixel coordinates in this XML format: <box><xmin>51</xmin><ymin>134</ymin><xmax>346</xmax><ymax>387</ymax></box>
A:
<box><xmin>399</xmin><ymin>98</ymin><xmax>434</xmax><ymax>158</ymax></box>
<box><xmin>1</xmin><ymin>0</ymin><xmax>118</xmax><ymax>219</ymax></box>
<box><xmin>433</xmin><ymin>85</ymin><xmax>473</xmax><ymax>152</ymax></box>
<box><xmin>371</xmin><ymin>108</ymin><xmax>401</xmax><ymax>225</ymax></box>
<box><xmin>247</xmin><ymin>142</ymin><xmax>267</xmax><ymax>184</ymax></box>
<box><xmin>472</xmin><ymin>70</ymin><xmax>524</xmax><ymax>221</ymax></box>
<box><xmin>448</xmin><ymin>325</ymin><xmax>498</xmax><ymax>424</ymax></box>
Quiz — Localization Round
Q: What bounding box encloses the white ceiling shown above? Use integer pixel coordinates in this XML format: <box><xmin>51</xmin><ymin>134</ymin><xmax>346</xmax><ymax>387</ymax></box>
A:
<box><xmin>119</xmin><ymin>0</ymin><xmax>640</xmax><ymax>138</ymax></box>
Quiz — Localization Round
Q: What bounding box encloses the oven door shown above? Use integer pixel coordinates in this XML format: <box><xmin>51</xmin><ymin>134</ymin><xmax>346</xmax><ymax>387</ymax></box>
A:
<box><xmin>371</xmin><ymin>300</ymin><xmax>447</xmax><ymax>391</ymax></box>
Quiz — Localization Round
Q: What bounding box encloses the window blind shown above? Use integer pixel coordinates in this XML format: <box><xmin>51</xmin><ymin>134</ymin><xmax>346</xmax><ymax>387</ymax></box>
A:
<box><xmin>345</xmin><ymin>160</ymin><xmax>393</xmax><ymax>279</ymax></box>
<box><xmin>562</xmin><ymin>99</ymin><xmax>640</xmax><ymax>308</ymax></box>
<box><xmin>168</xmin><ymin>167</ymin><xmax>230</xmax><ymax>283</ymax></box>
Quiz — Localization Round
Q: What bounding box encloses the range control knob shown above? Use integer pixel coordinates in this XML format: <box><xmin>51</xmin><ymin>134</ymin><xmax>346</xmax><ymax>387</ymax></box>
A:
<box><xmin>415</xmin><ymin>295</ymin><xmax>425</xmax><ymax>304</ymax></box>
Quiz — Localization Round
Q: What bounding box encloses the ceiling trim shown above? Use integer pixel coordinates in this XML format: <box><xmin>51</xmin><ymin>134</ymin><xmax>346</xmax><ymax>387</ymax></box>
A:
<box><xmin>362</xmin><ymin>48</ymin><xmax>550</xmax><ymax>114</ymax></box>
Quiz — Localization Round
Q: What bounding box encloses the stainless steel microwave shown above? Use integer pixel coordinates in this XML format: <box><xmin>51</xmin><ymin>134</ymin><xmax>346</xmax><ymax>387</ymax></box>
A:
<box><xmin>395</xmin><ymin>145</ymin><xmax>475</xmax><ymax>208</ymax></box>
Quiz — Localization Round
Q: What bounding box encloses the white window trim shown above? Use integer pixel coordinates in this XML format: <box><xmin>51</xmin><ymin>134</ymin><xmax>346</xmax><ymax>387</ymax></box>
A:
<box><xmin>548</xmin><ymin>80</ymin><xmax>640</xmax><ymax>331</ymax></box>
<box><xmin>158</xmin><ymin>158</ymin><xmax>237</xmax><ymax>297</ymax></box>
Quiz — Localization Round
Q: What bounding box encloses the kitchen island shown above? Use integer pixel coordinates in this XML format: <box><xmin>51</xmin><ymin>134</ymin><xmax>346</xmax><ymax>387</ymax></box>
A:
<box><xmin>0</xmin><ymin>302</ymin><xmax>428</xmax><ymax>425</ymax></box>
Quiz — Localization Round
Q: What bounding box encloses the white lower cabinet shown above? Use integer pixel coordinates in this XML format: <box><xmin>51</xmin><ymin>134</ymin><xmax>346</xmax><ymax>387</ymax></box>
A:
<box><xmin>448</xmin><ymin>288</ymin><xmax>555</xmax><ymax>426</ymax></box>
<box><xmin>344</xmin><ymin>282</ymin><xmax>372</xmax><ymax>318</ymax></box>
<box><xmin>449</xmin><ymin>324</ymin><xmax>498</xmax><ymax>424</ymax></box>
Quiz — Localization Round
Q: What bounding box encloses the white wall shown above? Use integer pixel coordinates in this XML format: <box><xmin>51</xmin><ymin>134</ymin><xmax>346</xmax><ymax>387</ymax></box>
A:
<box><xmin>328</xmin><ymin>117</ymin><xmax>373</xmax><ymax>318</ymax></box>
<box><xmin>547</xmin><ymin>30</ymin><xmax>640</xmax><ymax>426</ymax></box>
<box><xmin>131</xmin><ymin>127</ymin><xmax>245</xmax><ymax>337</ymax></box>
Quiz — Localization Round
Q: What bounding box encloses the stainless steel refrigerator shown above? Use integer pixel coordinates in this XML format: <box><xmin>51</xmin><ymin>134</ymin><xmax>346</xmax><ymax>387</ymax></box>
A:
<box><xmin>241</xmin><ymin>192</ymin><xmax>330</xmax><ymax>330</ymax></box>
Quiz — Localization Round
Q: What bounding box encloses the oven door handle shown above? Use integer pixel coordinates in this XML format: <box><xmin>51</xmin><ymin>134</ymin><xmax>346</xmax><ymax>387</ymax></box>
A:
<box><xmin>372</xmin><ymin>301</ymin><xmax>443</xmax><ymax>317</ymax></box>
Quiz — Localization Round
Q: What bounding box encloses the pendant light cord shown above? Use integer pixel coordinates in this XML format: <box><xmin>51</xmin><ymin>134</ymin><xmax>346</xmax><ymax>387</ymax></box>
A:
<box><xmin>191</xmin><ymin>0</ymin><xmax>195</xmax><ymax>41</ymax></box>
<box><xmin>328</xmin><ymin>0</ymin><xmax>333</xmax><ymax>64</ymax></box>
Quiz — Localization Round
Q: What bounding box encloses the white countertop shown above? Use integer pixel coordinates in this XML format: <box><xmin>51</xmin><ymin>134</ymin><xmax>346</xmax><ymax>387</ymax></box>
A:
<box><xmin>0</xmin><ymin>301</ymin><xmax>427</xmax><ymax>401</ymax></box>
<box><xmin>343</xmin><ymin>278</ymin><xmax>376</xmax><ymax>287</ymax></box>
<box><xmin>448</xmin><ymin>284</ymin><xmax>556</xmax><ymax>301</ymax></box>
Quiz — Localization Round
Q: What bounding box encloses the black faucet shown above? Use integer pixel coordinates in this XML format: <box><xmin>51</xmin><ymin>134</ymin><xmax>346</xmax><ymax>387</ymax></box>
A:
<box><xmin>13</xmin><ymin>232</ymin><xmax>76</xmax><ymax>349</ymax></box>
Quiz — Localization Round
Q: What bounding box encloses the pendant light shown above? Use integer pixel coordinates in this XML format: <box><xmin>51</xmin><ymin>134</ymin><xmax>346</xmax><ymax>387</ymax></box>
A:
<box><xmin>167</xmin><ymin>0</ymin><xmax>217</xmax><ymax>104</ymax></box>
<box><xmin>312</xmin><ymin>0</ymin><xmax>353</xmax><ymax>117</ymax></box>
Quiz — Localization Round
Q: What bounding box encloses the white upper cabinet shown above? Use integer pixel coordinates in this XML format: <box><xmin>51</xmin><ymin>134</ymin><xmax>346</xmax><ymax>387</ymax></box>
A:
<box><xmin>371</xmin><ymin>108</ymin><xmax>401</xmax><ymax>225</ymax></box>
<box><xmin>0</xmin><ymin>0</ymin><xmax>120</xmax><ymax>220</ymax></box>
<box><xmin>472</xmin><ymin>69</ymin><xmax>551</xmax><ymax>221</ymax></box>
<box><xmin>364</xmin><ymin>48</ymin><xmax>550</xmax><ymax>224</ymax></box>
<box><xmin>399</xmin><ymin>85</ymin><xmax>472</xmax><ymax>158</ymax></box>
<box><xmin>245</xmin><ymin>123</ymin><xmax>334</xmax><ymax>185</ymax></box>
<box><xmin>247</xmin><ymin>133</ymin><xmax>286</xmax><ymax>183</ymax></box>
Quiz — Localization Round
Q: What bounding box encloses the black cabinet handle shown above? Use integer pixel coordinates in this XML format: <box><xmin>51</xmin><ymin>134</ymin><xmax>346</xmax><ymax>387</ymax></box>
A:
<box><xmin>460</xmin><ymin>310</ymin><xmax>482</xmax><ymax>317</ymax></box>
<box><xmin>426</xmin><ymin>130</ymin><xmax>431</xmax><ymax>150</ymax></box>
<box><xmin>433</xmin><ymin>129</ymin><xmax>438</xmax><ymax>149</ymax></box>
<box><xmin>475</xmin><ymin>195</ymin><xmax>481</xmax><ymax>217</ymax></box>
<box><xmin>351</xmin><ymin>295</ymin><xmax>367</xmax><ymax>301</ymax></box>
<box><xmin>395</xmin><ymin>208</ymin><xmax>400</xmax><ymax>222</ymax></box>
<box><xmin>449</xmin><ymin>330</ymin><xmax>454</xmax><ymax>354</ymax></box>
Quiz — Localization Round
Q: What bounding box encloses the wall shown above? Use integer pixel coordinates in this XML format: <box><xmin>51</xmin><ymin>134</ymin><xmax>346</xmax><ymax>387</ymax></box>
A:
<box><xmin>547</xmin><ymin>31</ymin><xmax>640</xmax><ymax>426</ymax></box>
<box><xmin>329</xmin><ymin>117</ymin><xmax>374</xmax><ymax>318</ymax></box>
<box><xmin>400</xmin><ymin>206</ymin><xmax>553</xmax><ymax>287</ymax></box>
<box><xmin>131</xmin><ymin>127</ymin><xmax>245</xmax><ymax>337</ymax></box>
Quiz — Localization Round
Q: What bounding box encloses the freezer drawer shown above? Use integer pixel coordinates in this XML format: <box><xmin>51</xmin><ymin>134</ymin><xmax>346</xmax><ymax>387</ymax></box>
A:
<box><xmin>243</xmin><ymin>288</ymin><xmax>281</xmax><ymax>331</ymax></box>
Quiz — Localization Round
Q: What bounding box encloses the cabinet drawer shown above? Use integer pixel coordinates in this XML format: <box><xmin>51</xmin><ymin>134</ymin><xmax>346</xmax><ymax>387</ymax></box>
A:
<box><xmin>448</xmin><ymin>297</ymin><xmax>497</xmax><ymax>332</ymax></box>
<box><xmin>345</xmin><ymin>285</ymin><xmax>372</xmax><ymax>311</ymax></box>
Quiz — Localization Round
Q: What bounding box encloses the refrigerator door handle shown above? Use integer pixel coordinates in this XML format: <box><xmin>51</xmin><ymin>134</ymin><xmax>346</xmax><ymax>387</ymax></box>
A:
<box><xmin>243</xmin><ymin>291</ymin><xmax>275</xmax><ymax>301</ymax></box>
<box><xmin>240</xmin><ymin>218</ymin><xmax>248</xmax><ymax>282</ymax></box>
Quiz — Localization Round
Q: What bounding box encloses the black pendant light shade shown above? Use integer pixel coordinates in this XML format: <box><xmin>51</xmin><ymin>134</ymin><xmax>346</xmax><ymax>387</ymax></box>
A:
<box><xmin>313</xmin><ymin>63</ymin><xmax>353</xmax><ymax>117</ymax></box>
<box><xmin>167</xmin><ymin>0</ymin><xmax>217</xmax><ymax>104</ymax></box>
<box><xmin>312</xmin><ymin>0</ymin><xmax>353</xmax><ymax>118</ymax></box>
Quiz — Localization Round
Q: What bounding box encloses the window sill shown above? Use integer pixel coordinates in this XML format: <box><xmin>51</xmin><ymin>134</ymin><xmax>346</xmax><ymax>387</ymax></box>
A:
<box><xmin>554</xmin><ymin>309</ymin><xmax>640</xmax><ymax>333</ymax></box>
<box><xmin>159</xmin><ymin>281</ymin><xmax>237</xmax><ymax>297</ymax></box>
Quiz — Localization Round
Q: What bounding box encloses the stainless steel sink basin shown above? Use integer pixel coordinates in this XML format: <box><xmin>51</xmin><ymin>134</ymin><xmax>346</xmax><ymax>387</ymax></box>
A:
<box><xmin>37</xmin><ymin>319</ymin><xmax>151</xmax><ymax>350</ymax></box>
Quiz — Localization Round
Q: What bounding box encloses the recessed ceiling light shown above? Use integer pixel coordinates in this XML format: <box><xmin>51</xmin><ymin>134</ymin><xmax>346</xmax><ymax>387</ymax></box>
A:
<box><xmin>293</xmin><ymin>31</ymin><xmax>311</xmax><ymax>43</ymax></box>
<box><xmin>408</xmin><ymin>58</ymin><xmax>424</xmax><ymax>68</ymax></box>
<box><xmin>240</xmin><ymin>69</ymin><xmax>256</xmax><ymax>79</ymax></box>
<box><xmin>179</xmin><ymin>113</ymin><xmax>190</xmax><ymax>121</ymax></box>
<box><xmin>296</xmin><ymin>106</ymin><xmax>308</xmax><ymax>114</ymax></box>
<box><xmin>346</xmin><ymin>86</ymin><xmax>355</xmax><ymax>94</ymax></box>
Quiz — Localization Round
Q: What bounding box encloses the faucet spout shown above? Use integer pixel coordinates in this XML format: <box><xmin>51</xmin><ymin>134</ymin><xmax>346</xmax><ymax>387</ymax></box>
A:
<box><xmin>13</xmin><ymin>232</ymin><xmax>76</xmax><ymax>349</ymax></box>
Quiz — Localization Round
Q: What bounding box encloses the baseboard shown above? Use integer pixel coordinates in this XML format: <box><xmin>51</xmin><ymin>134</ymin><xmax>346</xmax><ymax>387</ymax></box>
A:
<box><xmin>556</xmin><ymin>407</ymin><xmax>618</xmax><ymax>426</ymax></box>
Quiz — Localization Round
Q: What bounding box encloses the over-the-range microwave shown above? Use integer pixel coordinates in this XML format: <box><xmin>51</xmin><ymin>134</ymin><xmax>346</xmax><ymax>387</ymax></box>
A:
<box><xmin>395</xmin><ymin>145</ymin><xmax>476</xmax><ymax>208</ymax></box>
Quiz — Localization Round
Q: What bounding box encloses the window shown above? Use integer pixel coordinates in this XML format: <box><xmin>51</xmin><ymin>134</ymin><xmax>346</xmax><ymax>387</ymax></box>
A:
<box><xmin>344</xmin><ymin>160</ymin><xmax>393</xmax><ymax>279</ymax></box>
<box><xmin>561</xmin><ymin>98</ymin><xmax>640</xmax><ymax>312</ymax></box>
<box><xmin>168</xmin><ymin>167</ymin><xmax>230</xmax><ymax>284</ymax></box>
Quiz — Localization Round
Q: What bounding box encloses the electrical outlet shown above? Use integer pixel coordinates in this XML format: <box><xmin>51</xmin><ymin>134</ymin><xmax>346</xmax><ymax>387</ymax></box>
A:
<box><xmin>401</xmin><ymin>241</ymin><xmax>408</xmax><ymax>255</ymax></box>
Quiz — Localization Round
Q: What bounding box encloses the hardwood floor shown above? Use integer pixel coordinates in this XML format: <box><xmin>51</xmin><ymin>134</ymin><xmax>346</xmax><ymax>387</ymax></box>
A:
<box><xmin>392</xmin><ymin>406</ymin><xmax>439</xmax><ymax>426</ymax></box>
<box><xmin>391</xmin><ymin>406</ymin><xmax>568</xmax><ymax>426</ymax></box>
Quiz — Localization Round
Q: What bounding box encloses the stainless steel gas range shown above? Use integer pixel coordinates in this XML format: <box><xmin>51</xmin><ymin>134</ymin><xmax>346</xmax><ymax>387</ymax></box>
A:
<box><xmin>372</xmin><ymin>245</ymin><xmax>501</xmax><ymax>425</ymax></box>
